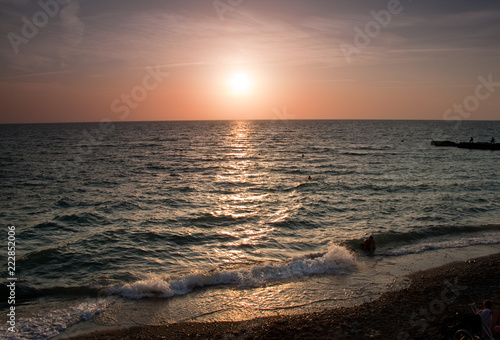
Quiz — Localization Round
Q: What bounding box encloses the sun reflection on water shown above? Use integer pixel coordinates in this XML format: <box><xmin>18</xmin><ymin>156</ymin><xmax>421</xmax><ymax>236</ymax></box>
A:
<box><xmin>210</xmin><ymin>122</ymin><xmax>279</xmax><ymax>263</ymax></box>
<box><xmin>206</xmin><ymin>121</ymin><xmax>306</xmax><ymax>267</ymax></box>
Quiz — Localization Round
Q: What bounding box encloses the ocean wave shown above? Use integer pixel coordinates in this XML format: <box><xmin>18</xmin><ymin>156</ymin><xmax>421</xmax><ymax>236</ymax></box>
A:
<box><xmin>55</xmin><ymin>212</ymin><xmax>108</xmax><ymax>225</ymax></box>
<box><xmin>18</xmin><ymin>244</ymin><xmax>69</xmax><ymax>267</ymax></box>
<box><xmin>109</xmin><ymin>245</ymin><xmax>357</xmax><ymax>299</ymax></box>
<box><xmin>31</xmin><ymin>221</ymin><xmax>75</xmax><ymax>233</ymax></box>
<box><xmin>0</xmin><ymin>299</ymin><xmax>111</xmax><ymax>340</ymax></box>
<box><xmin>55</xmin><ymin>198</ymin><xmax>73</xmax><ymax>207</ymax></box>
<box><xmin>386</xmin><ymin>233</ymin><xmax>500</xmax><ymax>256</ymax></box>
<box><xmin>0</xmin><ymin>284</ymin><xmax>102</xmax><ymax>301</ymax></box>
<box><xmin>343</xmin><ymin>224</ymin><xmax>500</xmax><ymax>250</ymax></box>
<box><xmin>294</xmin><ymin>181</ymin><xmax>318</xmax><ymax>189</ymax></box>
<box><xmin>184</xmin><ymin>211</ymin><xmax>259</xmax><ymax>226</ymax></box>
<box><xmin>339</xmin><ymin>152</ymin><xmax>369</xmax><ymax>156</ymax></box>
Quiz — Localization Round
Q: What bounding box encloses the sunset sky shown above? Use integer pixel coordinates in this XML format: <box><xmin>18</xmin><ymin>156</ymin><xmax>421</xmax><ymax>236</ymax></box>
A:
<box><xmin>1</xmin><ymin>0</ymin><xmax>499</xmax><ymax>123</ymax></box>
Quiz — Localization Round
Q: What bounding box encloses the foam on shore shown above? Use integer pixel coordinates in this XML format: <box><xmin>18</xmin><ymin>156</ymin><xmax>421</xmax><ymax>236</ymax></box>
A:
<box><xmin>109</xmin><ymin>245</ymin><xmax>357</xmax><ymax>299</ymax></box>
<box><xmin>386</xmin><ymin>232</ymin><xmax>500</xmax><ymax>256</ymax></box>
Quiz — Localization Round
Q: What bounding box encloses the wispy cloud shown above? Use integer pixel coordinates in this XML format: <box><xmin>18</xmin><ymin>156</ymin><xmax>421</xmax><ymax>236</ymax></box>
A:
<box><xmin>1</xmin><ymin>2</ymin><xmax>500</xmax><ymax>86</ymax></box>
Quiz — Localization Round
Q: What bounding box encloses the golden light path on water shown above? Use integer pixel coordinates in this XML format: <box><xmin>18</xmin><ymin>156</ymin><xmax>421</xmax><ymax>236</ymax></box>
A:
<box><xmin>199</xmin><ymin>121</ymin><xmax>320</xmax><ymax>319</ymax></box>
<box><xmin>186</xmin><ymin>121</ymin><xmax>361</xmax><ymax>321</ymax></box>
<box><xmin>211</xmin><ymin>121</ymin><xmax>279</xmax><ymax>267</ymax></box>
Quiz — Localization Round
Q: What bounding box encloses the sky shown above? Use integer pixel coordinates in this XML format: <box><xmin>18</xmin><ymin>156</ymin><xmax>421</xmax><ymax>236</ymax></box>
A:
<box><xmin>0</xmin><ymin>0</ymin><xmax>499</xmax><ymax>123</ymax></box>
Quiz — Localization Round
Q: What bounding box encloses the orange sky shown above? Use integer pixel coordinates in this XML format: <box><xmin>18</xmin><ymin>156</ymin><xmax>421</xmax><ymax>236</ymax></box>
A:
<box><xmin>1</xmin><ymin>0</ymin><xmax>499</xmax><ymax>123</ymax></box>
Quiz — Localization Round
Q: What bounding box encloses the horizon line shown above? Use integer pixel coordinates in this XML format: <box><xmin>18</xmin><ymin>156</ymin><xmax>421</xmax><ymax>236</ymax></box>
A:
<box><xmin>2</xmin><ymin>118</ymin><xmax>500</xmax><ymax>125</ymax></box>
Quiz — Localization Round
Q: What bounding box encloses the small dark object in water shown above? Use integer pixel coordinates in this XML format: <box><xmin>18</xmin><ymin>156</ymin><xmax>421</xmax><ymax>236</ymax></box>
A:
<box><xmin>362</xmin><ymin>235</ymin><xmax>376</xmax><ymax>252</ymax></box>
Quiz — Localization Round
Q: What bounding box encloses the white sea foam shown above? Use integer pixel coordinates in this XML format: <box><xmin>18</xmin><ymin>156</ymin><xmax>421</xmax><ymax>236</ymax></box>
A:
<box><xmin>0</xmin><ymin>299</ymin><xmax>111</xmax><ymax>340</ymax></box>
<box><xmin>111</xmin><ymin>245</ymin><xmax>357</xmax><ymax>299</ymax></box>
<box><xmin>387</xmin><ymin>233</ymin><xmax>500</xmax><ymax>256</ymax></box>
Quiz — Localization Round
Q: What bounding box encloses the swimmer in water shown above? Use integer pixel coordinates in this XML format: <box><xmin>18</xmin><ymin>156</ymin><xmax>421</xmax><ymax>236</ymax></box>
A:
<box><xmin>362</xmin><ymin>235</ymin><xmax>376</xmax><ymax>252</ymax></box>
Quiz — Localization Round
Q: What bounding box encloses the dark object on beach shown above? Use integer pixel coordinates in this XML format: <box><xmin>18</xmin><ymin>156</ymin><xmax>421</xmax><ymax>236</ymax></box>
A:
<box><xmin>491</xmin><ymin>137</ymin><xmax>496</xmax><ymax>144</ymax></box>
<box><xmin>431</xmin><ymin>140</ymin><xmax>457</xmax><ymax>147</ymax></box>
<box><xmin>362</xmin><ymin>235</ymin><xmax>376</xmax><ymax>252</ymax></box>
<box><xmin>444</xmin><ymin>311</ymin><xmax>482</xmax><ymax>340</ymax></box>
<box><xmin>469</xmin><ymin>137</ymin><xmax>474</xmax><ymax>142</ymax></box>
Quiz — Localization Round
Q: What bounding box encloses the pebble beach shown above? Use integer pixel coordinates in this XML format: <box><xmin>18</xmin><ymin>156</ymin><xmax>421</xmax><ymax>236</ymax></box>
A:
<box><xmin>61</xmin><ymin>252</ymin><xmax>500</xmax><ymax>340</ymax></box>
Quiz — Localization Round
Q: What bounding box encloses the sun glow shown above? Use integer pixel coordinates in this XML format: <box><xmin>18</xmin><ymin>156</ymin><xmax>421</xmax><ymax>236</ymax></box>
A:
<box><xmin>230</xmin><ymin>73</ymin><xmax>251</xmax><ymax>94</ymax></box>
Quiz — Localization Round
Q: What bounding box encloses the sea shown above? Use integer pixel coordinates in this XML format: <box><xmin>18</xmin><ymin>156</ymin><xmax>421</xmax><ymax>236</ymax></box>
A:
<box><xmin>1</xmin><ymin>120</ymin><xmax>500</xmax><ymax>339</ymax></box>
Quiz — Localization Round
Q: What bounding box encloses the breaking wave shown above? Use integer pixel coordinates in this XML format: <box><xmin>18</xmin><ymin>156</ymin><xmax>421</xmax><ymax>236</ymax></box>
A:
<box><xmin>110</xmin><ymin>245</ymin><xmax>357</xmax><ymax>299</ymax></box>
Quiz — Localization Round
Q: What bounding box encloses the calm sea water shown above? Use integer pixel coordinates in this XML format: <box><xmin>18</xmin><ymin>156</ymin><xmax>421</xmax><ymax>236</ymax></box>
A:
<box><xmin>1</xmin><ymin>120</ymin><xmax>500</xmax><ymax>339</ymax></box>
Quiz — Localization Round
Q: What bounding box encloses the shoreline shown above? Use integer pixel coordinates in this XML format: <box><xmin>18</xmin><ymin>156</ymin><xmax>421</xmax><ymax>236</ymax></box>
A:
<box><xmin>62</xmin><ymin>252</ymin><xmax>500</xmax><ymax>339</ymax></box>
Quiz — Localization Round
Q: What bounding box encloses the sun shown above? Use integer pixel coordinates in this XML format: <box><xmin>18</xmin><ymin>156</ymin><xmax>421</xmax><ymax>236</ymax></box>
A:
<box><xmin>230</xmin><ymin>73</ymin><xmax>251</xmax><ymax>94</ymax></box>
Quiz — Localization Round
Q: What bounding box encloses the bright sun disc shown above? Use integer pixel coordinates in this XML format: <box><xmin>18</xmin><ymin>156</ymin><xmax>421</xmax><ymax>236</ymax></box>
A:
<box><xmin>230</xmin><ymin>73</ymin><xmax>251</xmax><ymax>94</ymax></box>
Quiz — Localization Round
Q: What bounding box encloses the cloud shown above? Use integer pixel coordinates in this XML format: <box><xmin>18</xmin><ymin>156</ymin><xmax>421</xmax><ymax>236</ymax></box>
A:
<box><xmin>1</xmin><ymin>2</ymin><xmax>500</xmax><ymax>84</ymax></box>
<box><xmin>57</xmin><ymin>0</ymin><xmax>85</xmax><ymax>68</ymax></box>
<box><xmin>60</xmin><ymin>1</ymin><xmax>84</xmax><ymax>45</ymax></box>
<box><xmin>0</xmin><ymin>0</ymin><xmax>86</xmax><ymax>74</ymax></box>
<box><xmin>0</xmin><ymin>0</ymin><xmax>30</xmax><ymax>4</ymax></box>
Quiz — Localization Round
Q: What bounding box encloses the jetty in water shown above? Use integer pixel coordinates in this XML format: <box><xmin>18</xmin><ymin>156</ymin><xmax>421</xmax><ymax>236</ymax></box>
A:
<box><xmin>431</xmin><ymin>141</ymin><xmax>500</xmax><ymax>150</ymax></box>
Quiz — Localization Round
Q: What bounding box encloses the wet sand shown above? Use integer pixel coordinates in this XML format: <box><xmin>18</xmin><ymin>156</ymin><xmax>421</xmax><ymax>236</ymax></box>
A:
<box><xmin>67</xmin><ymin>252</ymin><xmax>500</xmax><ymax>339</ymax></box>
